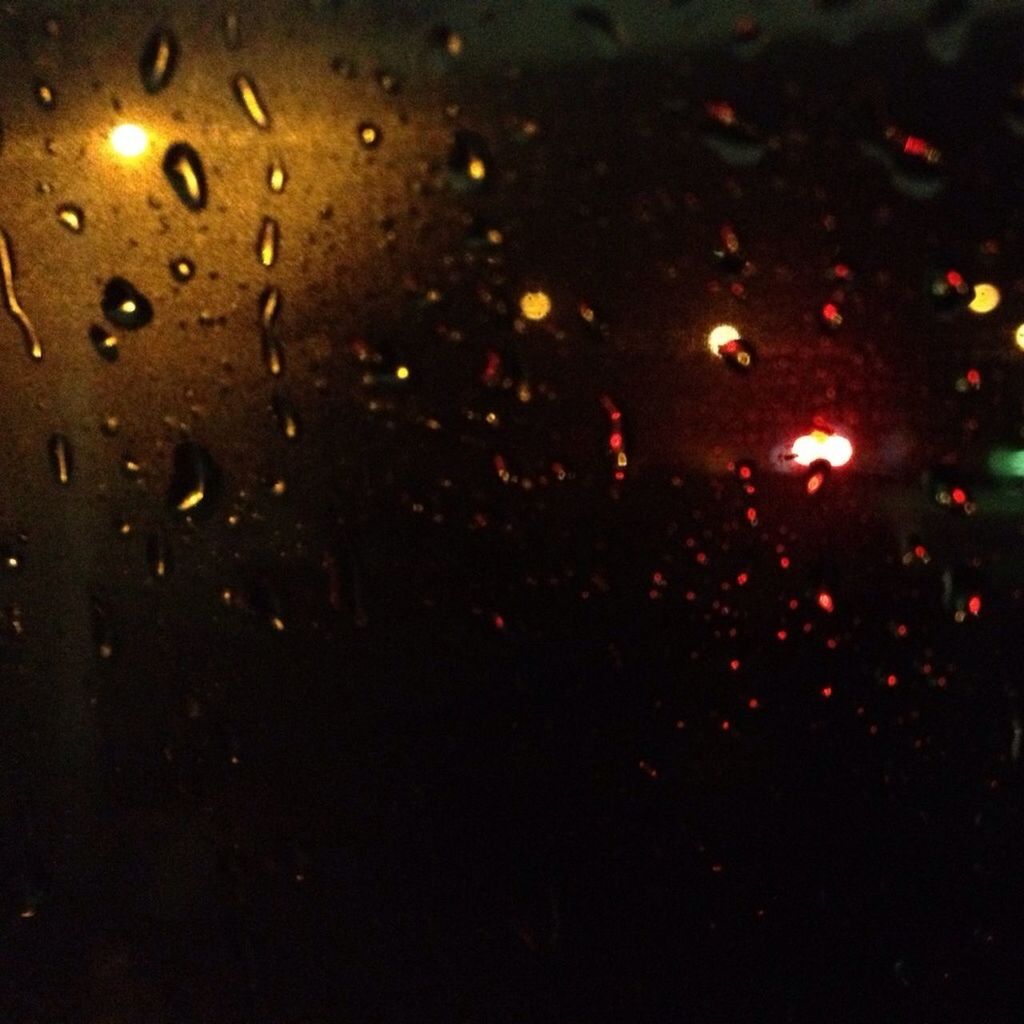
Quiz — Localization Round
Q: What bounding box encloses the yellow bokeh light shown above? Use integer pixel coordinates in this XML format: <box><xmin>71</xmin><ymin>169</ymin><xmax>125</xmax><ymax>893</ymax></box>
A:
<box><xmin>968</xmin><ymin>283</ymin><xmax>1000</xmax><ymax>315</ymax></box>
<box><xmin>110</xmin><ymin>123</ymin><xmax>149</xmax><ymax>158</ymax></box>
<box><xmin>396</xmin><ymin>365</ymin><xmax>410</xmax><ymax>380</ymax></box>
<box><xmin>520</xmin><ymin>291</ymin><xmax>552</xmax><ymax>321</ymax></box>
<box><xmin>707</xmin><ymin>323</ymin><xmax>741</xmax><ymax>355</ymax></box>
<box><xmin>468</xmin><ymin>156</ymin><xmax>487</xmax><ymax>181</ymax></box>
<box><xmin>1015</xmin><ymin>323</ymin><xmax>1024</xmax><ymax>350</ymax></box>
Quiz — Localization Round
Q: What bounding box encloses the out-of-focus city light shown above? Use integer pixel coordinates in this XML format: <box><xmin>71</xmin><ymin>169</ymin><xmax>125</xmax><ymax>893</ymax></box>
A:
<box><xmin>988</xmin><ymin>448</ymin><xmax>1024</xmax><ymax>478</ymax></box>
<box><xmin>1015</xmin><ymin>323</ymin><xmax>1024</xmax><ymax>350</ymax></box>
<box><xmin>707</xmin><ymin>323</ymin><xmax>741</xmax><ymax>354</ymax></box>
<box><xmin>791</xmin><ymin>430</ymin><xmax>853</xmax><ymax>468</ymax></box>
<box><xmin>110</xmin><ymin>123</ymin><xmax>149</xmax><ymax>158</ymax></box>
<box><xmin>968</xmin><ymin>282</ymin><xmax>1000</xmax><ymax>314</ymax></box>
<box><xmin>520</xmin><ymin>291</ymin><xmax>552</xmax><ymax>321</ymax></box>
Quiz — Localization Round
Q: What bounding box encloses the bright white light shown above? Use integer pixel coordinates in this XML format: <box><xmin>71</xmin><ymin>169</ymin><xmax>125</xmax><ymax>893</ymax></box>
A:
<box><xmin>791</xmin><ymin>430</ymin><xmax>853</xmax><ymax>468</ymax></box>
<box><xmin>707</xmin><ymin>323</ymin><xmax>741</xmax><ymax>355</ymax></box>
<box><xmin>110</xmin><ymin>123</ymin><xmax>149</xmax><ymax>158</ymax></box>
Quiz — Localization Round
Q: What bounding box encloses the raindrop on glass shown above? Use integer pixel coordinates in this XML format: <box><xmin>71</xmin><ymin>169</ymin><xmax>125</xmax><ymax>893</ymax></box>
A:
<box><xmin>268</xmin><ymin>159</ymin><xmax>287</xmax><ymax>194</ymax></box>
<box><xmin>448</xmin><ymin>130</ymin><xmax>492</xmax><ymax>191</ymax></box>
<box><xmin>357</xmin><ymin>122</ymin><xmax>382</xmax><ymax>149</ymax></box>
<box><xmin>34</xmin><ymin>81</ymin><xmax>56</xmax><ymax>110</ymax></box>
<box><xmin>169</xmin><ymin>256</ymin><xmax>195</xmax><ymax>282</ymax></box>
<box><xmin>89</xmin><ymin>324</ymin><xmax>119</xmax><ymax>362</ymax></box>
<box><xmin>260</xmin><ymin>285</ymin><xmax>281</xmax><ymax>331</ymax></box>
<box><xmin>232</xmin><ymin>73</ymin><xmax>272</xmax><ymax>130</ymax></box>
<box><xmin>223</xmin><ymin>11</ymin><xmax>240</xmax><ymax>49</ymax></box>
<box><xmin>56</xmin><ymin>204</ymin><xmax>84</xmax><ymax>233</ymax></box>
<box><xmin>101</xmin><ymin>277</ymin><xmax>153</xmax><ymax>330</ymax></box>
<box><xmin>140</xmin><ymin>27</ymin><xmax>179</xmax><ymax>94</ymax></box>
<box><xmin>257</xmin><ymin>216</ymin><xmax>279</xmax><ymax>267</ymax></box>
<box><xmin>163</xmin><ymin>142</ymin><xmax>208</xmax><ymax>212</ymax></box>
<box><xmin>272</xmin><ymin>390</ymin><xmax>302</xmax><ymax>441</ymax></box>
<box><xmin>167</xmin><ymin>441</ymin><xmax>222</xmax><ymax>518</ymax></box>
<box><xmin>48</xmin><ymin>433</ymin><xmax>73</xmax><ymax>485</ymax></box>
<box><xmin>146</xmin><ymin>532</ymin><xmax>174</xmax><ymax>580</ymax></box>
<box><xmin>715</xmin><ymin>335</ymin><xmax>756</xmax><ymax>373</ymax></box>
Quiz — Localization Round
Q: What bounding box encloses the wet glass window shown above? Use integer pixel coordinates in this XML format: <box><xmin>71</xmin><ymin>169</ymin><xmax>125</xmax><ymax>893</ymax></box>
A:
<box><xmin>3</xmin><ymin>0</ymin><xmax>1024</xmax><ymax>1020</ymax></box>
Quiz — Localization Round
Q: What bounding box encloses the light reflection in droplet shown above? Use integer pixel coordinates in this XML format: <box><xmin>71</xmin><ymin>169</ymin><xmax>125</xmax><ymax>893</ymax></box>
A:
<box><xmin>520</xmin><ymin>291</ymin><xmax>551</xmax><ymax>321</ymax></box>
<box><xmin>707</xmin><ymin>323</ymin><xmax>741</xmax><ymax>354</ymax></box>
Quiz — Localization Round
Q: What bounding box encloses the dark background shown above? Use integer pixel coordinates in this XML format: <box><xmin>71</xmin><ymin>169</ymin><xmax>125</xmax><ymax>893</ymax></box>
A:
<box><xmin>2</xmin><ymin>1</ymin><xmax>1024</xmax><ymax>1020</ymax></box>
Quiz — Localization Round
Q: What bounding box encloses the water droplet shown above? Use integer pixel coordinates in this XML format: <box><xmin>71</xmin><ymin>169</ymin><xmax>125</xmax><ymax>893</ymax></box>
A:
<box><xmin>712</xmin><ymin>333</ymin><xmax>753</xmax><ymax>374</ymax></box>
<box><xmin>272</xmin><ymin>391</ymin><xmax>302</xmax><ymax>441</ymax></box>
<box><xmin>91</xmin><ymin>598</ymin><xmax>114</xmax><ymax>660</ymax></box>
<box><xmin>805</xmin><ymin>459</ymin><xmax>831</xmax><ymax>496</ymax></box>
<box><xmin>930</xmin><ymin>268</ymin><xmax>973</xmax><ymax>314</ymax></box>
<box><xmin>163</xmin><ymin>142</ymin><xmax>208</xmax><ymax>212</ymax></box>
<box><xmin>263</xmin><ymin>335</ymin><xmax>285</xmax><ymax>377</ymax></box>
<box><xmin>377</xmin><ymin>70</ymin><xmax>401</xmax><ymax>94</ymax></box>
<box><xmin>257</xmin><ymin>216</ymin><xmax>279</xmax><ymax>267</ymax></box>
<box><xmin>56</xmin><ymin>204</ymin><xmax>84</xmax><ymax>233</ymax></box>
<box><xmin>267</xmin><ymin>159</ymin><xmax>287</xmax><ymax>194</ymax></box>
<box><xmin>573</xmin><ymin>5</ymin><xmax>624</xmax><ymax>46</ymax></box>
<box><xmin>259</xmin><ymin>285</ymin><xmax>281</xmax><ymax>331</ymax></box>
<box><xmin>34</xmin><ymin>81</ymin><xmax>55</xmax><ymax>110</ymax></box>
<box><xmin>146</xmin><ymin>532</ymin><xmax>174</xmax><ymax>580</ymax></box>
<box><xmin>0</xmin><ymin>227</ymin><xmax>42</xmax><ymax>360</ymax></box>
<box><xmin>357</xmin><ymin>122</ymin><xmax>382</xmax><ymax>149</ymax></box>
<box><xmin>169</xmin><ymin>256</ymin><xmax>195</xmax><ymax>282</ymax></box>
<box><xmin>448</xmin><ymin>130</ymin><xmax>492</xmax><ymax>191</ymax></box>
<box><xmin>89</xmin><ymin>324</ymin><xmax>119</xmax><ymax>362</ymax></box>
<box><xmin>48</xmin><ymin>433</ymin><xmax>73</xmax><ymax>485</ymax></box>
<box><xmin>167</xmin><ymin>441</ymin><xmax>222</xmax><ymax>518</ymax></box>
<box><xmin>430</xmin><ymin>24</ymin><xmax>463</xmax><ymax>57</ymax></box>
<box><xmin>1</xmin><ymin>541</ymin><xmax>24</xmax><ymax>574</ymax></box>
<box><xmin>223</xmin><ymin>11</ymin><xmax>240</xmax><ymax>49</ymax></box>
<box><xmin>100</xmin><ymin>415</ymin><xmax>120</xmax><ymax>436</ymax></box>
<box><xmin>140</xmin><ymin>27</ymin><xmax>179</xmax><ymax>93</ymax></box>
<box><xmin>702</xmin><ymin>100</ymin><xmax>767</xmax><ymax>166</ymax></box>
<box><xmin>232</xmin><ymin>73</ymin><xmax>272</xmax><ymax>130</ymax></box>
<box><xmin>101</xmin><ymin>277</ymin><xmax>153</xmax><ymax>330</ymax></box>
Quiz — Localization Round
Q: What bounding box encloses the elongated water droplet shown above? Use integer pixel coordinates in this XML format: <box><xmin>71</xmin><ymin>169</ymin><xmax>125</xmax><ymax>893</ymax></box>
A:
<box><xmin>0</xmin><ymin>227</ymin><xmax>42</xmax><ymax>360</ymax></box>
<box><xmin>89</xmin><ymin>324</ymin><xmax>119</xmax><ymax>362</ymax></box>
<box><xmin>263</xmin><ymin>335</ymin><xmax>285</xmax><ymax>377</ymax></box>
<box><xmin>232</xmin><ymin>73</ymin><xmax>272</xmax><ymax>129</ymax></box>
<box><xmin>56</xmin><ymin>204</ymin><xmax>84</xmax><ymax>233</ymax></box>
<box><xmin>163</xmin><ymin>142</ymin><xmax>207</xmax><ymax>211</ymax></box>
<box><xmin>357</xmin><ymin>122</ymin><xmax>382</xmax><ymax>149</ymax></box>
<box><xmin>167</xmin><ymin>441</ymin><xmax>222</xmax><ymax>518</ymax></box>
<box><xmin>102</xmin><ymin>277</ymin><xmax>153</xmax><ymax>329</ymax></box>
<box><xmin>146</xmin><ymin>532</ymin><xmax>174</xmax><ymax>579</ymax></box>
<box><xmin>257</xmin><ymin>216</ymin><xmax>279</xmax><ymax>267</ymax></box>
<box><xmin>140</xmin><ymin>27</ymin><xmax>178</xmax><ymax>93</ymax></box>
<box><xmin>169</xmin><ymin>256</ymin><xmax>195</xmax><ymax>282</ymax></box>
<box><xmin>448</xmin><ymin>130</ymin><xmax>492</xmax><ymax>191</ymax></box>
<box><xmin>34</xmin><ymin>81</ymin><xmax>56</xmax><ymax>110</ymax></box>
<box><xmin>268</xmin><ymin>159</ymin><xmax>287</xmax><ymax>194</ymax></box>
<box><xmin>272</xmin><ymin>391</ymin><xmax>302</xmax><ymax>441</ymax></box>
<box><xmin>223</xmin><ymin>11</ymin><xmax>240</xmax><ymax>49</ymax></box>
<box><xmin>48</xmin><ymin>433</ymin><xmax>73</xmax><ymax>485</ymax></box>
<box><xmin>259</xmin><ymin>285</ymin><xmax>281</xmax><ymax>330</ymax></box>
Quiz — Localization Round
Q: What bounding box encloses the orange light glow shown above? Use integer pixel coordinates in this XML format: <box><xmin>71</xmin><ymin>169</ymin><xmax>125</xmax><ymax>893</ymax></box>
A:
<box><xmin>791</xmin><ymin>430</ymin><xmax>853</xmax><ymax>468</ymax></box>
<box><xmin>110</xmin><ymin>123</ymin><xmax>149</xmax><ymax>158</ymax></box>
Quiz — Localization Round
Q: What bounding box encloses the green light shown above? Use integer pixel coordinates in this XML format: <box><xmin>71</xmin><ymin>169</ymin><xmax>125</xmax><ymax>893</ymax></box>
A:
<box><xmin>988</xmin><ymin>448</ymin><xmax>1024</xmax><ymax>477</ymax></box>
